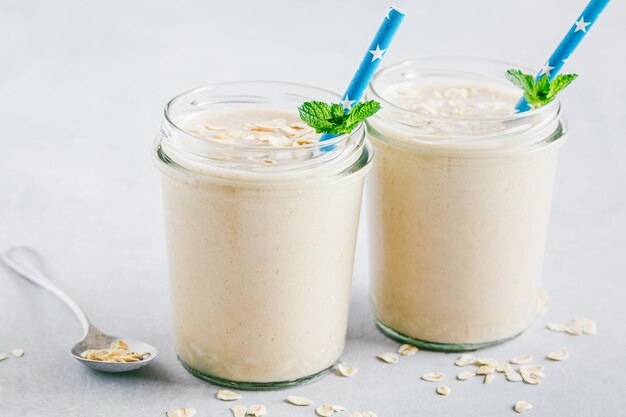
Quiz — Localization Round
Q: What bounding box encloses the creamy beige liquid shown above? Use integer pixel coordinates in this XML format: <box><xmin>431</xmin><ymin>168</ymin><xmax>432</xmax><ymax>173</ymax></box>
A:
<box><xmin>367</xmin><ymin>81</ymin><xmax>563</xmax><ymax>346</ymax></box>
<box><xmin>158</xmin><ymin>109</ymin><xmax>368</xmax><ymax>382</ymax></box>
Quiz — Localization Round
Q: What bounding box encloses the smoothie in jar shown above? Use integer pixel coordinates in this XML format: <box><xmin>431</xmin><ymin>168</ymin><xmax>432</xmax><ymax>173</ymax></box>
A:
<box><xmin>366</xmin><ymin>58</ymin><xmax>566</xmax><ymax>351</ymax></box>
<box><xmin>153</xmin><ymin>82</ymin><xmax>372</xmax><ymax>388</ymax></box>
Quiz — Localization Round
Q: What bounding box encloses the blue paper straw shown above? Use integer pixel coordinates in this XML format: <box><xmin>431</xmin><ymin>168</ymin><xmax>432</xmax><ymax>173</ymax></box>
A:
<box><xmin>320</xmin><ymin>6</ymin><xmax>406</xmax><ymax>141</ymax></box>
<box><xmin>515</xmin><ymin>0</ymin><xmax>610</xmax><ymax>112</ymax></box>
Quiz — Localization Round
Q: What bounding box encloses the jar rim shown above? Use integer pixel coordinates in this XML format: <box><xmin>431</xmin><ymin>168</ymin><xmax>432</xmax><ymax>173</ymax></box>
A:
<box><xmin>154</xmin><ymin>80</ymin><xmax>372</xmax><ymax>184</ymax></box>
<box><xmin>163</xmin><ymin>80</ymin><xmax>355</xmax><ymax>153</ymax></box>
<box><xmin>369</xmin><ymin>57</ymin><xmax>561</xmax><ymax>124</ymax></box>
<box><xmin>366</xmin><ymin>57</ymin><xmax>567</xmax><ymax>154</ymax></box>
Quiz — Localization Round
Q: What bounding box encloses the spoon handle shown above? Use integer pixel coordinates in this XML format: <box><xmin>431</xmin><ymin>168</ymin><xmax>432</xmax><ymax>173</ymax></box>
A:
<box><xmin>2</xmin><ymin>246</ymin><xmax>91</xmax><ymax>339</ymax></box>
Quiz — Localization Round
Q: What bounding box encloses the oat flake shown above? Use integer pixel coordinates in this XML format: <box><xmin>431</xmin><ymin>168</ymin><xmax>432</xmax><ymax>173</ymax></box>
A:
<box><xmin>337</xmin><ymin>363</ymin><xmax>358</xmax><ymax>377</ymax></box>
<box><xmin>11</xmin><ymin>349</ymin><xmax>24</xmax><ymax>358</ymax></box>
<box><xmin>483</xmin><ymin>373</ymin><xmax>495</xmax><ymax>384</ymax></box>
<box><xmin>166</xmin><ymin>408</ymin><xmax>196</xmax><ymax>417</ymax></box>
<box><xmin>0</xmin><ymin>353</ymin><xmax>7</xmax><ymax>361</ymax></box>
<box><xmin>547</xmin><ymin>348</ymin><xmax>569</xmax><ymax>361</ymax></box>
<box><xmin>496</xmin><ymin>362</ymin><xmax>512</xmax><ymax>373</ymax></box>
<box><xmin>505</xmin><ymin>370</ymin><xmax>523</xmax><ymax>382</ymax></box>
<box><xmin>230</xmin><ymin>405</ymin><xmax>247</xmax><ymax>417</ymax></box>
<box><xmin>454</xmin><ymin>353</ymin><xmax>477</xmax><ymax>366</ymax></box>
<box><xmin>521</xmin><ymin>371</ymin><xmax>542</xmax><ymax>385</ymax></box>
<box><xmin>475</xmin><ymin>357</ymin><xmax>498</xmax><ymax>367</ymax></box>
<box><xmin>582</xmin><ymin>319</ymin><xmax>598</xmax><ymax>335</ymax></box>
<box><xmin>316</xmin><ymin>403</ymin><xmax>336</xmax><ymax>417</ymax></box>
<box><xmin>421</xmin><ymin>372</ymin><xmax>446</xmax><ymax>382</ymax></box>
<box><xmin>436</xmin><ymin>385</ymin><xmax>451</xmax><ymax>396</ymax></box>
<box><xmin>514</xmin><ymin>400</ymin><xmax>533</xmax><ymax>413</ymax></box>
<box><xmin>246</xmin><ymin>405</ymin><xmax>267</xmax><ymax>417</ymax></box>
<box><xmin>217</xmin><ymin>390</ymin><xmax>241</xmax><ymax>401</ymax></box>
<box><xmin>398</xmin><ymin>344</ymin><xmax>418</xmax><ymax>356</ymax></box>
<box><xmin>456</xmin><ymin>370</ymin><xmax>476</xmax><ymax>380</ymax></box>
<box><xmin>510</xmin><ymin>355</ymin><xmax>532</xmax><ymax>365</ymax></box>
<box><xmin>547</xmin><ymin>323</ymin><xmax>566</xmax><ymax>332</ymax></box>
<box><xmin>286</xmin><ymin>395</ymin><xmax>313</xmax><ymax>406</ymax></box>
<box><xmin>377</xmin><ymin>352</ymin><xmax>399</xmax><ymax>364</ymax></box>
<box><xmin>476</xmin><ymin>365</ymin><xmax>495</xmax><ymax>375</ymax></box>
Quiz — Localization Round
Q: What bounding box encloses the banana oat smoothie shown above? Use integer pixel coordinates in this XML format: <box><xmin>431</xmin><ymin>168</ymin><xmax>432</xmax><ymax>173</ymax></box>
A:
<box><xmin>366</xmin><ymin>59</ymin><xmax>567</xmax><ymax>350</ymax></box>
<box><xmin>153</xmin><ymin>82</ymin><xmax>372</xmax><ymax>388</ymax></box>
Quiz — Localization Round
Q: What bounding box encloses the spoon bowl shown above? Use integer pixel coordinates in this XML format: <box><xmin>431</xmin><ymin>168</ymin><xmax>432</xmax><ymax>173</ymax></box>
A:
<box><xmin>71</xmin><ymin>336</ymin><xmax>158</xmax><ymax>372</ymax></box>
<box><xmin>2</xmin><ymin>246</ymin><xmax>158</xmax><ymax>373</ymax></box>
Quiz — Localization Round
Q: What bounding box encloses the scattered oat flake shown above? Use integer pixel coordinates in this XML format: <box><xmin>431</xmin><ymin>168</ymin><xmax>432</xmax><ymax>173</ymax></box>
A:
<box><xmin>230</xmin><ymin>405</ymin><xmax>247</xmax><ymax>417</ymax></box>
<box><xmin>454</xmin><ymin>353</ymin><xmax>477</xmax><ymax>366</ymax></box>
<box><xmin>514</xmin><ymin>401</ymin><xmax>533</xmax><ymax>413</ymax></box>
<box><xmin>246</xmin><ymin>405</ymin><xmax>267</xmax><ymax>417</ymax></box>
<box><xmin>11</xmin><ymin>349</ymin><xmax>24</xmax><ymax>358</ymax></box>
<box><xmin>436</xmin><ymin>385</ymin><xmax>451</xmax><ymax>396</ymax></box>
<box><xmin>510</xmin><ymin>355</ymin><xmax>532</xmax><ymax>365</ymax></box>
<box><xmin>583</xmin><ymin>319</ymin><xmax>597</xmax><ymax>335</ymax></box>
<box><xmin>484</xmin><ymin>373</ymin><xmax>495</xmax><ymax>384</ymax></box>
<box><xmin>457</xmin><ymin>370</ymin><xmax>476</xmax><ymax>380</ymax></box>
<box><xmin>520</xmin><ymin>364</ymin><xmax>544</xmax><ymax>373</ymax></box>
<box><xmin>217</xmin><ymin>390</ymin><xmax>241</xmax><ymax>401</ymax></box>
<box><xmin>316</xmin><ymin>403</ymin><xmax>336</xmax><ymax>417</ymax></box>
<box><xmin>565</xmin><ymin>323</ymin><xmax>583</xmax><ymax>335</ymax></box>
<box><xmin>505</xmin><ymin>370</ymin><xmax>523</xmax><ymax>382</ymax></box>
<box><xmin>377</xmin><ymin>352</ymin><xmax>399</xmax><ymax>364</ymax></box>
<box><xmin>476</xmin><ymin>365</ymin><xmax>495</xmax><ymax>375</ymax></box>
<box><xmin>337</xmin><ymin>363</ymin><xmax>358</xmax><ymax>377</ymax></box>
<box><xmin>422</xmin><ymin>372</ymin><xmax>446</xmax><ymax>382</ymax></box>
<box><xmin>398</xmin><ymin>344</ymin><xmax>419</xmax><ymax>356</ymax></box>
<box><xmin>0</xmin><ymin>353</ymin><xmax>7</xmax><ymax>361</ymax></box>
<box><xmin>286</xmin><ymin>395</ymin><xmax>313</xmax><ymax>406</ymax></box>
<box><xmin>547</xmin><ymin>322</ymin><xmax>566</xmax><ymax>332</ymax></box>
<box><xmin>547</xmin><ymin>348</ymin><xmax>569</xmax><ymax>361</ymax></box>
<box><xmin>521</xmin><ymin>371</ymin><xmax>542</xmax><ymax>385</ymax></box>
<box><xmin>496</xmin><ymin>362</ymin><xmax>512</xmax><ymax>373</ymax></box>
<box><xmin>475</xmin><ymin>357</ymin><xmax>498</xmax><ymax>366</ymax></box>
<box><xmin>166</xmin><ymin>408</ymin><xmax>196</xmax><ymax>417</ymax></box>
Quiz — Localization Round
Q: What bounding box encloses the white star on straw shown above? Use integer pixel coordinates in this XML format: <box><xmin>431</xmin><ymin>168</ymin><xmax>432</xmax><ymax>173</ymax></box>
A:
<box><xmin>386</xmin><ymin>7</ymin><xmax>392</xmax><ymax>19</ymax></box>
<box><xmin>574</xmin><ymin>17</ymin><xmax>591</xmax><ymax>32</ymax></box>
<box><xmin>369</xmin><ymin>45</ymin><xmax>386</xmax><ymax>61</ymax></box>
<box><xmin>539</xmin><ymin>62</ymin><xmax>555</xmax><ymax>77</ymax></box>
<box><xmin>340</xmin><ymin>96</ymin><xmax>356</xmax><ymax>110</ymax></box>
<box><xmin>562</xmin><ymin>57</ymin><xmax>570</xmax><ymax>64</ymax></box>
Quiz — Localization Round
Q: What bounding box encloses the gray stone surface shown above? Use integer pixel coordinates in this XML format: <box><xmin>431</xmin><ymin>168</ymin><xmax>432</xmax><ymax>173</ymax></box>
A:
<box><xmin>1</xmin><ymin>0</ymin><xmax>625</xmax><ymax>416</ymax></box>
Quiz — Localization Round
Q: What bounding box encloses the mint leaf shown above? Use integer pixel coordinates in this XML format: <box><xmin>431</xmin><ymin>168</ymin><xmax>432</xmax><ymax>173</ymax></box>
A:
<box><xmin>547</xmin><ymin>74</ymin><xmax>578</xmax><ymax>101</ymax></box>
<box><xmin>506</xmin><ymin>68</ymin><xmax>578</xmax><ymax>108</ymax></box>
<box><xmin>534</xmin><ymin>75</ymin><xmax>550</xmax><ymax>104</ymax></box>
<box><xmin>330</xmin><ymin>103</ymin><xmax>345</xmax><ymax>124</ymax></box>
<box><xmin>344</xmin><ymin>101</ymin><xmax>381</xmax><ymax>131</ymax></box>
<box><xmin>298</xmin><ymin>99</ymin><xmax>381</xmax><ymax>135</ymax></box>
<box><xmin>505</xmin><ymin>69</ymin><xmax>535</xmax><ymax>93</ymax></box>
<box><xmin>298</xmin><ymin>101</ymin><xmax>335</xmax><ymax>133</ymax></box>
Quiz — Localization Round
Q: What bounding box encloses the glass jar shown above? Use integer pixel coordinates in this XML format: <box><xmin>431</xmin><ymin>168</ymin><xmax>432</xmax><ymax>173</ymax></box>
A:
<box><xmin>366</xmin><ymin>58</ymin><xmax>567</xmax><ymax>351</ymax></box>
<box><xmin>153</xmin><ymin>81</ymin><xmax>372</xmax><ymax>389</ymax></box>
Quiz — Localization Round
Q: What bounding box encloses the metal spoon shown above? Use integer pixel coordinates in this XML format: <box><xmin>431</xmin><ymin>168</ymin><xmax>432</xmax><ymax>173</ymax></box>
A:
<box><xmin>1</xmin><ymin>246</ymin><xmax>157</xmax><ymax>372</ymax></box>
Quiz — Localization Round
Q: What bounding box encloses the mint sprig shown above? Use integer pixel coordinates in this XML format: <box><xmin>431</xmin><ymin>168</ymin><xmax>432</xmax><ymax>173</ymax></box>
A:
<box><xmin>506</xmin><ymin>69</ymin><xmax>577</xmax><ymax>108</ymax></box>
<box><xmin>298</xmin><ymin>100</ymin><xmax>380</xmax><ymax>134</ymax></box>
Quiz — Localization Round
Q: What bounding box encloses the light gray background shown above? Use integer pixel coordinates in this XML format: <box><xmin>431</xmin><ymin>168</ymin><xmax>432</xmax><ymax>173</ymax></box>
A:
<box><xmin>1</xmin><ymin>1</ymin><xmax>625</xmax><ymax>416</ymax></box>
